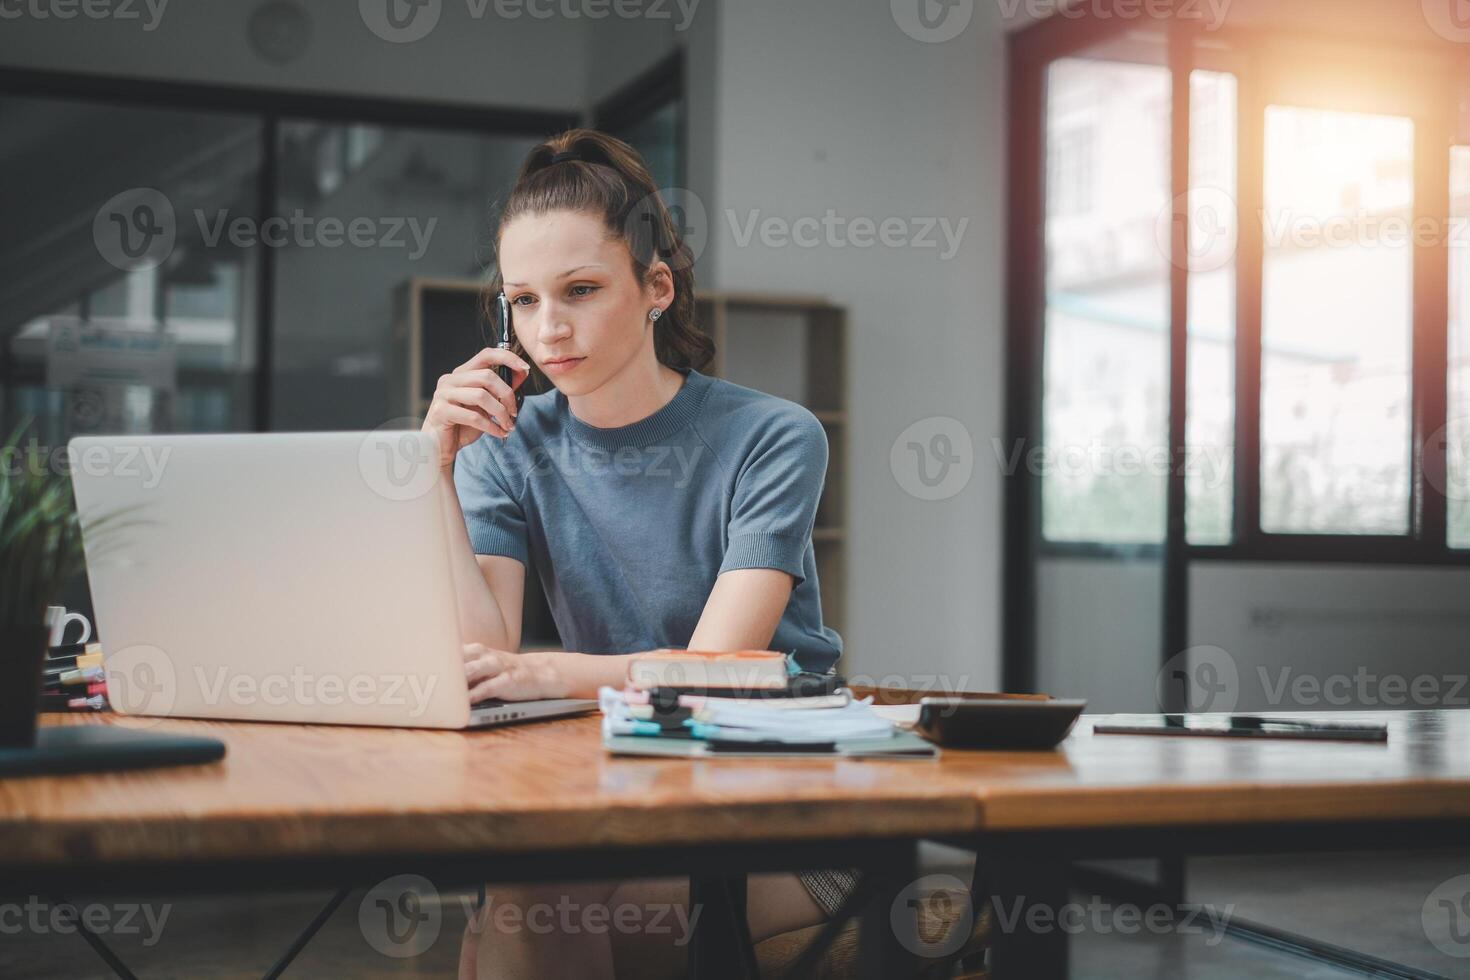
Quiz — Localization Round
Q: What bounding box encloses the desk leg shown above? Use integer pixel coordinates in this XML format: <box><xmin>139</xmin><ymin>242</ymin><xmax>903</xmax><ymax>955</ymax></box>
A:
<box><xmin>687</xmin><ymin>873</ymin><xmax>756</xmax><ymax>980</ymax></box>
<box><xmin>858</xmin><ymin>841</ymin><xmax>921</xmax><ymax>980</ymax></box>
<box><xmin>984</xmin><ymin>853</ymin><xmax>1070</xmax><ymax>980</ymax></box>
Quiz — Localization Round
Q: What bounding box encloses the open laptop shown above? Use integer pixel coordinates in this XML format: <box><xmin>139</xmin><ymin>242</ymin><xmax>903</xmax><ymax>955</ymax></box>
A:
<box><xmin>68</xmin><ymin>431</ymin><xmax>596</xmax><ymax>729</ymax></box>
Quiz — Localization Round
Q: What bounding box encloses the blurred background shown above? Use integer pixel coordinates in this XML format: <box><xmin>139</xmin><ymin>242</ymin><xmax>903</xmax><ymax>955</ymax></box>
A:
<box><xmin>6</xmin><ymin>0</ymin><xmax>1470</xmax><ymax>974</ymax></box>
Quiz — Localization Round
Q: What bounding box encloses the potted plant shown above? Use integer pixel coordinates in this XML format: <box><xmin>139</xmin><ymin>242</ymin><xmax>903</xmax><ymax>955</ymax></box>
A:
<box><xmin>0</xmin><ymin>424</ymin><xmax>93</xmax><ymax>747</ymax></box>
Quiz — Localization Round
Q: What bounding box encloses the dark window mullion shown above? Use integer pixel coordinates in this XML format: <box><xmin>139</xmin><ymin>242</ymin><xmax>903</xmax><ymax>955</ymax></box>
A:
<box><xmin>1234</xmin><ymin>57</ymin><xmax>1266</xmax><ymax>551</ymax></box>
<box><xmin>1414</xmin><ymin>109</ymin><xmax>1451</xmax><ymax>553</ymax></box>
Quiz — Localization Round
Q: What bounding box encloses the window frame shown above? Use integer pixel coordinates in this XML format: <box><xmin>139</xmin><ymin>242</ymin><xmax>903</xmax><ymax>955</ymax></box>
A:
<box><xmin>1003</xmin><ymin>9</ymin><xmax>1470</xmax><ymax>692</ymax></box>
<box><xmin>0</xmin><ymin>66</ymin><xmax>578</xmax><ymax>435</ymax></box>
<box><xmin>1009</xmin><ymin>17</ymin><xmax>1470</xmax><ymax>568</ymax></box>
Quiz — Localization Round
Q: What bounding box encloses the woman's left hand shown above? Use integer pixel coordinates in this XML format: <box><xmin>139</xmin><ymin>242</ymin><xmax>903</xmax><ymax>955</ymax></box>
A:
<box><xmin>463</xmin><ymin>644</ymin><xmax>567</xmax><ymax>702</ymax></box>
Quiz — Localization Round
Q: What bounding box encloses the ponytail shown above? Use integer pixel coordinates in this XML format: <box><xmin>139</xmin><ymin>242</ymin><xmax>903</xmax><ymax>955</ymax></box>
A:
<box><xmin>485</xmin><ymin>128</ymin><xmax>713</xmax><ymax>392</ymax></box>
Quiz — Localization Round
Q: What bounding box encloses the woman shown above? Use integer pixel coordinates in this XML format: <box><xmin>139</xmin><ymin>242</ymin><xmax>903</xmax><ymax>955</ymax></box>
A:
<box><xmin>421</xmin><ymin>129</ymin><xmax>849</xmax><ymax>978</ymax></box>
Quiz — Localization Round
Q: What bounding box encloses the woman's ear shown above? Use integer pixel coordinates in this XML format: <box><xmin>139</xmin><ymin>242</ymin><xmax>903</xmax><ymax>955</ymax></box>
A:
<box><xmin>646</xmin><ymin>259</ymin><xmax>676</xmax><ymax>310</ymax></box>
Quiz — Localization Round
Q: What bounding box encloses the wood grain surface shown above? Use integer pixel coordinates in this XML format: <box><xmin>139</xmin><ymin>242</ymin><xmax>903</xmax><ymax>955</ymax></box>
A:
<box><xmin>3</xmin><ymin>710</ymin><xmax>1469</xmax><ymax>866</ymax></box>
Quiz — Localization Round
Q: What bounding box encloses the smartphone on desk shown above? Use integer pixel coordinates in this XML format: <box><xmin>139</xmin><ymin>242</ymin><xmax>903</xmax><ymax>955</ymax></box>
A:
<box><xmin>1091</xmin><ymin>714</ymin><xmax>1388</xmax><ymax>743</ymax></box>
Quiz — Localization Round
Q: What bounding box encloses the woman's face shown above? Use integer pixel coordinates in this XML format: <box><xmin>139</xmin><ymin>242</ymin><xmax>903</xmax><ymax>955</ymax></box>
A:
<box><xmin>498</xmin><ymin>208</ymin><xmax>670</xmax><ymax>396</ymax></box>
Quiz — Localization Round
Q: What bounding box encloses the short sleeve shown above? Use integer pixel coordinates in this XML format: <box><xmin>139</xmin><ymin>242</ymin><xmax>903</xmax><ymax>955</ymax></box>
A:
<box><xmin>719</xmin><ymin>408</ymin><xmax>828</xmax><ymax>585</ymax></box>
<box><xmin>453</xmin><ymin>437</ymin><xmax>530</xmax><ymax>565</ymax></box>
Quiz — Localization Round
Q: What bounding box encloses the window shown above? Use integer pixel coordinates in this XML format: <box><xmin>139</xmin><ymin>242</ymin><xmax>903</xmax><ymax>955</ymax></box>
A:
<box><xmin>1</xmin><ymin>96</ymin><xmax>265</xmax><ymax>441</ymax></box>
<box><xmin>270</xmin><ymin>121</ymin><xmax>537</xmax><ymax>430</ymax></box>
<box><xmin>1041</xmin><ymin>57</ymin><xmax>1171</xmax><ymax>544</ymax></box>
<box><xmin>1449</xmin><ymin>147</ymin><xmax>1470</xmax><ymax>548</ymax></box>
<box><xmin>1259</xmin><ymin>107</ymin><xmax>1414</xmax><ymax>535</ymax></box>
<box><xmin>0</xmin><ymin>84</ymin><xmax>569</xmax><ymax>444</ymax></box>
<box><xmin>1185</xmin><ymin>70</ymin><xmax>1238</xmax><ymax>545</ymax></box>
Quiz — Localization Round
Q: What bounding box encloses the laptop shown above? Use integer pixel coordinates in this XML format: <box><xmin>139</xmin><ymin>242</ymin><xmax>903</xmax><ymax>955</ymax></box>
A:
<box><xmin>68</xmin><ymin>431</ymin><xmax>596</xmax><ymax>729</ymax></box>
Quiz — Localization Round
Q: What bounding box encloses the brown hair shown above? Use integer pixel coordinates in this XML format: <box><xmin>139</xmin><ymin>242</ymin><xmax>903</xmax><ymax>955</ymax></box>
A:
<box><xmin>485</xmin><ymin>128</ymin><xmax>713</xmax><ymax>392</ymax></box>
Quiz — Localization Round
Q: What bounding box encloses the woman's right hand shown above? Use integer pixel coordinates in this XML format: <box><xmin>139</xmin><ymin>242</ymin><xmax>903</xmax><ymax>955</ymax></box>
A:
<box><xmin>423</xmin><ymin>347</ymin><xmax>531</xmax><ymax>469</ymax></box>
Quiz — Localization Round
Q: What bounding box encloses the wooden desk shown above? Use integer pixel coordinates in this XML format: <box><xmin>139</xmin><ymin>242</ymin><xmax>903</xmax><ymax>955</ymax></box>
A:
<box><xmin>3</xmin><ymin>710</ymin><xmax>1469</xmax><ymax>978</ymax></box>
<box><xmin>969</xmin><ymin>710</ymin><xmax>1470</xmax><ymax>978</ymax></box>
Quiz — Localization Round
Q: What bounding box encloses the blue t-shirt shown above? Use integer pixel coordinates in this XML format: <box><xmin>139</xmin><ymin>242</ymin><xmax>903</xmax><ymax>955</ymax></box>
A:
<box><xmin>453</xmin><ymin>367</ymin><xmax>843</xmax><ymax>673</ymax></box>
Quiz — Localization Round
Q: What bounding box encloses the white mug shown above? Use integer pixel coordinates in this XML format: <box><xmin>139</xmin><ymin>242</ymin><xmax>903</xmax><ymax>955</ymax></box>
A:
<box><xmin>45</xmin><ymin>605</ymin><xmax>92</xmax><ymax>648</ymax></box>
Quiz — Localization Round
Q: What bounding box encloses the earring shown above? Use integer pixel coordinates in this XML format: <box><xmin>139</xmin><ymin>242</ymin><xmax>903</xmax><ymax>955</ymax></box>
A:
<box><xmin>649</xmin><ymin>308</ymin><xmax>662</xmax><ymax>322</ymax></box>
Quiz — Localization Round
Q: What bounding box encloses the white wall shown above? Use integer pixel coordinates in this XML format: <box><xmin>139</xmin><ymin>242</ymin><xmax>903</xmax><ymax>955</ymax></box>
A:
<box><xmin>692</xmin><ymin>0</ymin><xmax>1009</xmax><ymax>688</ymax></box>
<box><xmin>1036</xmin><ymin>559</ymin><xmax>1470</xmax><ymax>713</ymax></box>
<box><xmin>0</xmin><ymin>0</ymin><xmax>592</xmax><ymax>111</ymax></box>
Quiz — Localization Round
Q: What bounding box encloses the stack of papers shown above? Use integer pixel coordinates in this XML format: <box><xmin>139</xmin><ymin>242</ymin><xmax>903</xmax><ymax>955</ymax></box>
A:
<box><xmin>598</xmin><ymin>687</ymin><xmax>937</xmax><ymax>758</ymax></box>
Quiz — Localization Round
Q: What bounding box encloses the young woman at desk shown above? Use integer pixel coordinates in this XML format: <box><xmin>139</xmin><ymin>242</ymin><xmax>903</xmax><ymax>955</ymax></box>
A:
<box><xmin>420</xmin><ymin>129</ymin><xmax>846</xmax><ymax>979</ymax></box>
